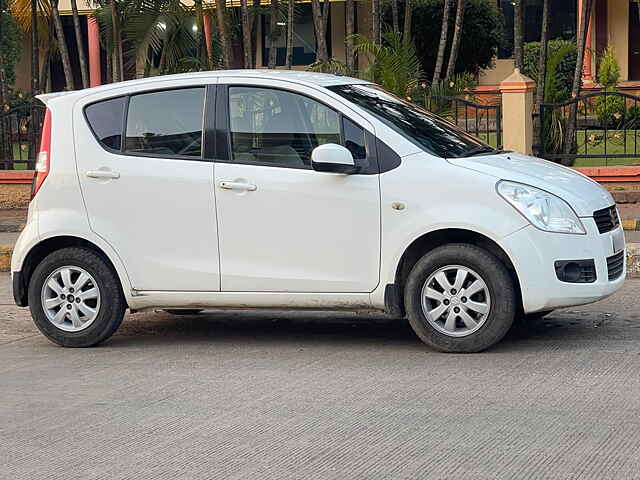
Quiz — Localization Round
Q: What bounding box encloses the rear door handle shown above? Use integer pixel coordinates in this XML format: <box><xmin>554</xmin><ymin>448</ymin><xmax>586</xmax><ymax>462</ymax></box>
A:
<box><xmin>219</xmin><ymin>181</ymin><xmax>257</xmax><ymax>191</ymax></box>
<box><xmin>87</xmin><ymin>170</ymin><xmax>120</xmax><ymax>180</ymax></box>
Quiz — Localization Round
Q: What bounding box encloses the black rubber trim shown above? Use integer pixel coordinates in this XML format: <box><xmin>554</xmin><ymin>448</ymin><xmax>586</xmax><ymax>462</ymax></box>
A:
<box><xmin>376</xmin><ymin>137</ymin><xmax>402</xmax><ymax>173</ymax></box>
<box><xmin>13</xmin><ymin>271</ymin><xmax>28</xmax><ymax>307</ymax></box>
<box><xmin>384</xmin><ymin>283</ymin><xmax>405</xmax><ymax>317</ymax></box>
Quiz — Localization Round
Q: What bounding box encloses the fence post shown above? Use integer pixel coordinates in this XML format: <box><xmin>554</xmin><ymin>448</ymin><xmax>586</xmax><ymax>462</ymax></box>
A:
<box><xmin>499</xmin><ymin>68</ymin><xmax>535</xmax><ymax>155</ymax></box>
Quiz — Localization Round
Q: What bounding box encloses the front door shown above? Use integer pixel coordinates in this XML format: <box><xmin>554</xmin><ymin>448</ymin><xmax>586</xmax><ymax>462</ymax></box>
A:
<box><xmin>74</xmin><ymin>84</ymin><xmax>220</xmax><ymax>291</ymax></box>
<box><xmin>214</xmin><ymin>81</ymin><xmax>381</xmax><ymax>293</ymax></box>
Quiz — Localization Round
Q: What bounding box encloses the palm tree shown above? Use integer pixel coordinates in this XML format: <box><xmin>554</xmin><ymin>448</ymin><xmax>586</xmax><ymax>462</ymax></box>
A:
<box><xmin>403</xmin><ymin>0</ymin><xmax>412</xmax><ymax>42</ymax></box>
<box><xmin>240</xmin><ymin>0</ymin><xmax>252</xmax><ymax>68</ymax></box>
<box><xmin>30</xmin><ymin>0</ymin><xmax>39</xmax><ymax>94</ymax></box>
<box><xmin>51</xmin><ymin>0</ymin><xmax>74</xmax><ymax>89</ymax></box>
<box><xmin>432</xmin><ymin>0</ymin><xmax>452</xmax><ymax>84</ymax></box>
<box><xmin>444</xmin><ymin>0</ymin><xmax>464</xmax><ymax>81</ymax></box>
<box><xmin>535</xmin><ymin>0</ymin><xmax>549</xmax><ymax>108</ymax></box>
<box><xmin>310</xmin><ymin>0</ymin><xmax>329</xmax><ymax>63</ymax></box>
<box><xmin>514</xmin><ymin>0</ymin><xmax>524</xmax><ymax>71</ymax></box>
<box><xmin>68</xmin><ymin>0</ymin><xmax>88</xmax><ymax>88</ymax></box>
<box><xmin>268</xmin><ymin>0</ymin><xmax>279</xmax><ymax>68</ymax></box>
<box><xmin>215</xmin><ymin>0</ymin><xmax>233</xmax><ymax>68</ymax></box>
<box><xmin>345</xmin><ymin>0</ymin><xmax>355</xmax><ymax>73</ymax></box>
<box><xmin>563</xmin><ymin>0</ymin><xmax>593</xmax><ymax>158</ymax></box>
<box><xmin>391</xmin><ymin>0</ymin><xmax>399</xmax><ymax>34</ymax></box>
<box><xmin>352</xmin><ymin>32</ymin><xmax>423</xmax><ymax>97</ymax></box>
<box><xmin>371</xmin><ymin>0</ymin><xmax>380</xmax><ymax>44</ymax></box>
<box><xmin>285</xmin><ymin>0</ymin><xmax>294</xmax><ymax>69</ymax></box>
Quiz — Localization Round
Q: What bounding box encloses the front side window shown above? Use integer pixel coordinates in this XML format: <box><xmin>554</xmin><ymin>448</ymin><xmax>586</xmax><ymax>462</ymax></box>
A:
<box><xmin>229</xmin><ymin>86</ymin><xmax>341</xmax><ymax>167</ymax></box>
<box><xmin>328</xmin><ymin>84</ymin><xmax>489</xmax><ymax>158</ymax></box>
<box><xmin>125</xmin><ymin>88</ymin><xmax>205</xmax><ymax>158</ymax></box>
<box><xmin>85</xmin><ymin>97</ymin><xmax>126</xmax><ymax>150</ymax></box>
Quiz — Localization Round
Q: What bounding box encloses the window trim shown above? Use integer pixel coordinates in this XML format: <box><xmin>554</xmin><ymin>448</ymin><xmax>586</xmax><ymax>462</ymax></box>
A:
<box><xmin>82</xmin><ymin>85</ymin><xmax>213</xmax><ymax>163</ymax></box>
<box><xmin>217</xmin><ymin>84</ymin><xmax>375</xmax><ymax>172</ymax></box>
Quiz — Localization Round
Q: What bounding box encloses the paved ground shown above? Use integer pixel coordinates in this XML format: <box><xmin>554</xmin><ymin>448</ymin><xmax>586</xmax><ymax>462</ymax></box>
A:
<box><xmin>1</xmin><ymin>274</ymin><xmax>640</xmax><ymax>479</ymax></box>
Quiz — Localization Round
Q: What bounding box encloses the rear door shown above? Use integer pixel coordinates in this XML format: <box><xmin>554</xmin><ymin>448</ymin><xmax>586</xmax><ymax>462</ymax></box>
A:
<box><xmin>74</xmin><ymin>80</ymin><xmax>220</xmax><ymax>291</ymax></box>
<box><xmin>213</xmin><ymin>78</ymin><xmax>381</xmax><ymax>293</ymax></box>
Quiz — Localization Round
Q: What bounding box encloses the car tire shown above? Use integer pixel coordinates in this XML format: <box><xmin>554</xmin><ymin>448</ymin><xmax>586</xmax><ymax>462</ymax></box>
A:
<box><xmin>404</xmin><ymin>243</ymin><xmax>516</xmax><ymax>353</ymax></box>
<box><xmin>28</xmin><ymin>247</ymin><xmax>126</xmax><ymax>347</ymax></box>
<box><xmin>164</xmin><ymin>309</ymin><xmax>204</xmax><ymax>315</ymax></box>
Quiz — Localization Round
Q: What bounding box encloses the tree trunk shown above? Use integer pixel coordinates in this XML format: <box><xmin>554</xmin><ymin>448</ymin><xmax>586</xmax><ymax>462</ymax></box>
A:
<box><xmin>514</xmin><ymin>0</ymin><xmax>524</xmax><ymax>71</ymax></box>
<box><xmin>240</xmin><ymin>0</ymin><xmax>253</xmax><ymax>68</ymax></box>
<box><xmin>433</xmin><ymin>0</ymin><xmax>452</xmax><ymax>84</ymax></box>
<box><xmin>535</xmin><ymin>0</ymin><xmax>549</xmax><ymax>108</ymax></box>
<box><xmin>311</xmin><ymin>0</ymin><xmax>328</xmax><ymax>63</ymax></box>
<box><xmin>345</xmin><ymin>0</ymin><xmax>355</xmax><ymax>73</ymax></box>
<box><xmin>371</xmin><ymin>0</ymin><xmax>381</xmax><ymax>44</ymax></box>
<box><xmin>285</xmin><ymin>0</ymin><xmax>294</xmax><ymax>69</ymax></box>
<box><xmin>215</xmin><ymin>0</ymin><xmax>233</xmax><ymax>68</ymax></box>
<box><xmin>391</xmin><ymin>0</ymin><xmax>399</xmax><ymax>34</ymax></box>
<box><xmin>30</xmin><ymin>0</ymin><xmax>40</xmax><ymax>94</ymax></box>
<box><xmin>194</xmin><ymin>0</ymin><xmax>205</xmax><ymax>70</ymax></box>
<box><xmin>39</xmin><ymin>23</ymin><xmax>54</xmax><ymax>92</ymax></box>
<box><xmin>70</xmin><ymin>0</ymin><xmax>89</xmax><ymax>88</ymax></box>
<box><xmin>444</xmin><ymin>0</ymin><xmax>464</xmax><ymax>81</ymax></box>
<box><xmin>51</xmin><ymin>0</ymin><xmax>75</xmax><ymax>90</ymax></box>
<box><xmin>251</xmin><ymin>0</ymin><xmax>260</xmax><ymax>67</ymax></box>
<box><xmin>107</xmin><ymin>0</ymin><xmax>121</xmax><ymax>83</ymax></box>
<box><xmin>563</xmin><ymin>0</ymin><xmax>593</xmax><ymax>159</ymax></box>
<box><xmin>403</xmin><ymin>0</ymin><xmax>412</xmax><ymax>43</ymax></box>
<box><xmin>268</xmin><ymin>0</ymin><xmax>279</xmax><ymax>68</ymax></box>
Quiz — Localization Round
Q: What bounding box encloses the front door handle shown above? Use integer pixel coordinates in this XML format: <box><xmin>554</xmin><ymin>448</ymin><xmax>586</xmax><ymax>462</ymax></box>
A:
<box><xmin>87</xmin><ymin>170</ymin><xmax>120</xmax><ymax>180</ymax></box>
<box><xmin>219</xmin><ymin>181</ymin><xmax>257</xmax><ymax>191</ymax></box>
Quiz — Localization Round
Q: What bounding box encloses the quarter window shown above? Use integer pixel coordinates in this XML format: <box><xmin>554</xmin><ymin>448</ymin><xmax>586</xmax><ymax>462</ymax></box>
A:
<box><xmin>124</xmin><ymin>88</ymin><xmax>205</xmax><ymax>158</ymax></box>
<box><xmin>228</xmin><ymin>87</ymin><xmax>341</xmax><ymax>168</ymax></box>
<box><xmin>85</xmin><ymin>97</ymin><xmax>126</xmax><ymax>150</ymax></box>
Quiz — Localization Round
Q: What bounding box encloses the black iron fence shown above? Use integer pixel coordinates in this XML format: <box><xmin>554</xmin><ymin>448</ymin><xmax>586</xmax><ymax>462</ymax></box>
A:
<box><xmin>421</xmin><ymin>95</ymin><xmax>502</xmax><ymax>149</ymax></box>
<box><xmin>538</xmin><ymin>91</ymin><xmax>640</xmax><ymax>167</ymax></box>
<box><xmin>0</xmin><ymin>102</ymin><xmax>46</xmax><ymax>170</ymax></box>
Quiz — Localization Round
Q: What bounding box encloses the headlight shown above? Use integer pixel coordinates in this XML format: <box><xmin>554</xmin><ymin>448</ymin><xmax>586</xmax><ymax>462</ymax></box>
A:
<box><xmin>497</xmin><ymin>181</ymin><xmax>586</xmax><ymax>234</ymax></box>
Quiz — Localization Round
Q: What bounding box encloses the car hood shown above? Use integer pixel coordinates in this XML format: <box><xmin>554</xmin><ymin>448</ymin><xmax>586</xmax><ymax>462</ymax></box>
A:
<box><xmin>447</xmin><ymin>152</ymin><xmax>614</xmax><ymax>216</ymax></box>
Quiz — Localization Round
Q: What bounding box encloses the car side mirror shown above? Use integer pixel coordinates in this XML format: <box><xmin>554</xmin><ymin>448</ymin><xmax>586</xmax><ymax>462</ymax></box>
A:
<box><xmin>311</xmin><ymin>144</ymin><xmax>359</xmax><ymax>174</ymax></box>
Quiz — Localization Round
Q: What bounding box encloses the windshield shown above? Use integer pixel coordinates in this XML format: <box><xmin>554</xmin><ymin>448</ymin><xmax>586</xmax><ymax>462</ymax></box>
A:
<box><xmin>327</xmin><ymin>84</ymin><xmax>493</xmax><ymax>158</ymax></box>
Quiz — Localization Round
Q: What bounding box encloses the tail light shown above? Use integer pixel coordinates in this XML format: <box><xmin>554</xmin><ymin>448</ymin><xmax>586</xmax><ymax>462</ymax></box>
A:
<box><xmin>31</xmin><ymin>108</ymin><xmax>52</xmax><ymax>199</ymax></box>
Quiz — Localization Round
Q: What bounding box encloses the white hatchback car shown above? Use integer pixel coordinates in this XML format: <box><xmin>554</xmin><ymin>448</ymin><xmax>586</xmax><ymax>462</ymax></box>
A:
<box><xmin>12</xmin><ymin>70</ymin><xmax>625</xmax><ymax>352</ymax></box>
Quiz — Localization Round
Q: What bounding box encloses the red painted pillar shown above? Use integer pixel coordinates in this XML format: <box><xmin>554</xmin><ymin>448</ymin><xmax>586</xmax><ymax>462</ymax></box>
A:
<box><xmin>578</xmin><ymin>0</ymin><xmax>594</xmax><ymax>85</ymax></box>
<box><xmin>203</xmin><ymin>13</ymin><xmax>214</xmax><ymax>66</ymax></box>
<box><xmin>88</xmin><ymin>16</ymin><xmax>102</xmax><ymax>87</ymax></box>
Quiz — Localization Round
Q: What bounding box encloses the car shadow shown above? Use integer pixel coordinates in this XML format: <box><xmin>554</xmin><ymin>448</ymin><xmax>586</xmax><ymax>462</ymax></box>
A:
<box><xmin>101</xmin><ymin>308</ymin><xmax>627</xmax><ymax>354</ymax></box>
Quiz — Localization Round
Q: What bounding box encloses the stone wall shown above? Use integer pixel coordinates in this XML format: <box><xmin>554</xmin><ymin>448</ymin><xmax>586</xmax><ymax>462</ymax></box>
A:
<box><xmin>0</xmin><ymin>185</ymin><xmax>31</xmax><ymax>209</ymax></box>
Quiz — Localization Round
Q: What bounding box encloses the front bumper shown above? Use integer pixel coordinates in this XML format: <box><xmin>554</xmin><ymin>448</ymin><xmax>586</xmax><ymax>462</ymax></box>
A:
<box><xmin>502</xmin><ymin>220</ymin><xmax>625</xmax><ymax>313</ymax></box>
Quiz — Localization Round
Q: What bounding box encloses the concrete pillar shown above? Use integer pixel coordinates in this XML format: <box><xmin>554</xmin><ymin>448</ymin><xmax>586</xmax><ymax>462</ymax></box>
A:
<box><xmin>87</xmin><ymin>16</ymin><xmax>101</xmax><ymax>87</ymax></box>
<box><xmin>500</xmin><ymin>68</ymin><xmax>535</xmax><ymax>155</ymax></box>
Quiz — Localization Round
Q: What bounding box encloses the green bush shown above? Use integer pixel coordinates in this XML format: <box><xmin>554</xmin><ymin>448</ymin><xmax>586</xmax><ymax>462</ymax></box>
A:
<box><xmin>393</xmin><ymin>0</ymin><xmax>503</xmax><ymax>77</ymax></box>
<box><xmin>523</xmin><ymin>39</ymin><xmax>576</xmax><ymax>102</ymax></box>
<box><xmin>598</xmin><ymin>47</ymin><xmax>620</xmax><ymax>88</ymax></box>
<box><xmin>595</xmin><ymin>90</ymin><xmax>626</xmax><ymax>127</ymax></box>
<box><xmin>594</xmin><ymin>49</ymin><xmax>623</xmax><ymax>127</ymax></box>
<box><xmin>626</xmin><ymin>105</ymin><xmax>640</xmax><ymax>126</ymax></box>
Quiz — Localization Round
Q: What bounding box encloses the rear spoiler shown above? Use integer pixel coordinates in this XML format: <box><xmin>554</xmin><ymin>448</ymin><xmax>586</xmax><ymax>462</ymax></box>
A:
<box><xmin>35</xmin><ymin>91</ymin><xmax>76</xmax><ymax>105</ymax></box>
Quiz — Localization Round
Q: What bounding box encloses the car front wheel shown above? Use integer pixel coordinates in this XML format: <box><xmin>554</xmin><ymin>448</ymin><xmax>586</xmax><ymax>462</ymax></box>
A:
<box><xmin>28</xmin><ymin>247</ymin><xmax>126</xmax><ymax>347</ymax></box>
<box><xmin>404</xmin><ymin>243</ymin><xmax>516</xmax><ymax>353</ymax></box>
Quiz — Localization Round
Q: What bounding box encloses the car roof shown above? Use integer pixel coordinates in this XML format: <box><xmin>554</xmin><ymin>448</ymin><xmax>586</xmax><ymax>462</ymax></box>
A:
<box><xmin>37</xmin><ymin>70</ymin><xmax>372</xmax><ymax>105</ymax></box>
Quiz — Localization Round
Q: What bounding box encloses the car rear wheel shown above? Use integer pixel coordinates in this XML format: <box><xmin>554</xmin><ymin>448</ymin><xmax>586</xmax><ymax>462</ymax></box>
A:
<box><xmin>28</xmin><ymin>247</ymin><xmax>126</xmax><ymax>347</ymax></box>
<box><xmin>404</xmin><ymin>243</ymin><xmax>516</xmax><ymax>353</ymax></box>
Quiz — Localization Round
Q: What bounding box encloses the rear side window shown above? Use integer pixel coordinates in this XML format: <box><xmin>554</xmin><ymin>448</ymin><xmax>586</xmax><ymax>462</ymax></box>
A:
<box><xmin>125</xmin><ymin>88</ymin><xmax>205</xmax><ymax>158</ymax></box>
<box><xmin>85</xmin><ymin>97</ymin><xmax>126</xmax><ymax>150</ymax></box>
